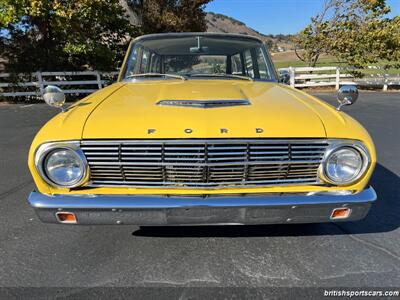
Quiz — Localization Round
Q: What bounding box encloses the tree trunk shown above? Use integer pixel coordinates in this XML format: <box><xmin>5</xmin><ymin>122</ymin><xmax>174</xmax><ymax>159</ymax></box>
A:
<box><xmin>309</xmin><ymin>53</ymin><xmax>320</xmax><ymax>67</ymax></box>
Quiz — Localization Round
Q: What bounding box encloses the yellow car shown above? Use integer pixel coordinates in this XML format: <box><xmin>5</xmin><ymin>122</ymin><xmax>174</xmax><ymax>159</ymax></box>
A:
<box><xmin>28</xmin><ymin>33</ymin><xmax>376</xmax><ymax>225</ymax></box>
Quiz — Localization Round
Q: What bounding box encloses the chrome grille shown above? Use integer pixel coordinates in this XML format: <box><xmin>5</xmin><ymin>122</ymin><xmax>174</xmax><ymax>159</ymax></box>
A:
<box><xmin>81</xmin><ymin>140</ymin><xmax>329</xmax><ymax>188</ymax></box>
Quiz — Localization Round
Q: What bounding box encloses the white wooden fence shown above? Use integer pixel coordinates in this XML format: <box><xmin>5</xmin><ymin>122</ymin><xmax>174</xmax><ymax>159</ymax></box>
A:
<box><xmin>279</xmin><ymin>66</ymin><xmax>400</xmax><ymax>91</ymax></box>
<box><xmin>0</xmin><ymin>71</ymin><xmax>118</xmax><ymax>97</ymax></box>
<box><xmin>0</xmin><ymin>67</ymin><xmax>399</xmax><ymax>99</ymax></box>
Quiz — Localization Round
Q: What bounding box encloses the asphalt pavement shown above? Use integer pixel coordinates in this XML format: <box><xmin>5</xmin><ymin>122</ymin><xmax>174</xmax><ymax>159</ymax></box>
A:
<box><xmin>0</xmin><ymin>92</ymin><xmax>399</xmax><ymax>294</ymax></box>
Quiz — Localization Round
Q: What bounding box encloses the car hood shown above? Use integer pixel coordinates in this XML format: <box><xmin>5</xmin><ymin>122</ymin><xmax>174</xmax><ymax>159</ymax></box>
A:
<box><xmin>82</xmin><ymin>80</ymin><xmax>330</xmax><ymax>139</ymax></box>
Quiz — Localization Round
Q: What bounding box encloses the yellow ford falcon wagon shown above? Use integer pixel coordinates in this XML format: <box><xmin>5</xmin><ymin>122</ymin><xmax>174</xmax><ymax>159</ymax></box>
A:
<box><xmin>28</xmin><ymin>33</ymin><xmax>376</xmax><ymax>225</ymax></box>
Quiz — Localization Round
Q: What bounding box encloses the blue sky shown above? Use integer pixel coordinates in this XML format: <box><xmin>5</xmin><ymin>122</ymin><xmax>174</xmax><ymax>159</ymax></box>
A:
<box><xmin>205</xmin><ymin>0</ymin><xmax>400</xmax><ymax>35</ymax></box>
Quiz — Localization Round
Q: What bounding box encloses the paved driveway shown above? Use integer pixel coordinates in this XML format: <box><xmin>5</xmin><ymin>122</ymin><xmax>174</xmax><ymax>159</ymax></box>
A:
<box><xmin>0</xmin><ymin>93</ymin><xmax>399</xmax><ymax>291</ymax></box>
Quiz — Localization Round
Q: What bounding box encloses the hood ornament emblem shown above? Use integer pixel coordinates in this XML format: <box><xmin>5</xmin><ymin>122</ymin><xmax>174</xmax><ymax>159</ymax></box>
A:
<box><xmin>157</xmin><ymin>99</ymin><xmax>251</xmax><ymax>108</ymax></box>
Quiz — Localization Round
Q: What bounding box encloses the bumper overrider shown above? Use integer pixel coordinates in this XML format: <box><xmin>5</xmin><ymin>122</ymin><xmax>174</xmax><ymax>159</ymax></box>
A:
<box><xmin>28</xmin><ymin>187</ymin><xmax>376</xmax><ymax>225</ymax></box>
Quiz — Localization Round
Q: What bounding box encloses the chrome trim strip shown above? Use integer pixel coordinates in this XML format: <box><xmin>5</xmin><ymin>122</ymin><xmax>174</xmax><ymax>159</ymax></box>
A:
<box><xmin>81</xmin><ymin>139</ymin><xmax>329</xmax><ymax>145</ymax></box>
<box><xmin>156</xmin><ymin>99</ymin><xmax>251</xmax><ymax>108</ymax></box>
<box><xmin>86</xmin><ymin>160</ymin><xmax>323</xmax><ymax>166</ymax></box>
<box><xmin>87</xmin><ymin>180</ymin><xmax>321</xmax><ymax>189</ymax></box>
<box><xmin>28</xmin><ymin>186</ymin><xmax>376</xmax><ymax>209</ymax></box>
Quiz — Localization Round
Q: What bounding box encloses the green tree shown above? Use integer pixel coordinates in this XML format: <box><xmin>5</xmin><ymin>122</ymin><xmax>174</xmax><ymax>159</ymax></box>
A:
<box><xmin>0</xmin><ymin>0</ymin><xmax>136</xmax><ymax>72</ymax></box>
<box><xmin>293</xmin><ymin>0</ymin><xmax>400</xmax><ymax>68</ymax></box>
<box><xmin>292</xmin><ymin>0</ymin><xmax>342</xmax><ymax>67</ymax></box>
<box><xmin>328</xmin><ymin>0</ymin><xmax>400</xmax><ymax>68</ymax></box>
<box><xmin>126</xmin><ymin>0</ymin><xmax>212</xmax><ymax>34</ymax></box>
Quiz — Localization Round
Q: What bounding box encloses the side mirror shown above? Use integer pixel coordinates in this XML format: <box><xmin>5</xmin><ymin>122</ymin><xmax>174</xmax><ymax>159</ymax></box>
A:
<box><xmin>43</xmin><ymin>85</ymin><xmax>66</xmax><ymax>111</ymax></box>
<box><xmin>337</xmin><ymin>85</ymin><xmax>358</xmax><ymax>111</ymax></box>
<box><xmin>279</xmin><ymin>70</ymin><xmax>290</xmax><ymax>85</ymax></box>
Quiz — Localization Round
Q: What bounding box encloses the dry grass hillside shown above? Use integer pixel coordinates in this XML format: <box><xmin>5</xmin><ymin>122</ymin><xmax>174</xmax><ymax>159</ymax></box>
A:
<box><xmin>206</xmin><ymin>12</ymin><xmax>294</xmax><ymax>53</ymax></box>
<box><xmin>206</xmin><ymin>12</ymin><xmax>266</xmax><ymax>39</ymax></box>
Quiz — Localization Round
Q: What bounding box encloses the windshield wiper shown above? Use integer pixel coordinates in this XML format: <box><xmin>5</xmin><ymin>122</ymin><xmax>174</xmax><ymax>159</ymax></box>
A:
<box><xmin>188</xmin><ymin>74</ymin><xmax>253</xmax><ymax>81</ymax></box>
<box><xmin>125</xmin><ymin>73</ymin><xmax>187</xmax><ymax>81</ymax></box>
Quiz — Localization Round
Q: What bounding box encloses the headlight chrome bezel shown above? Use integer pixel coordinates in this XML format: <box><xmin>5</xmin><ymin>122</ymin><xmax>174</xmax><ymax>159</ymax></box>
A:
<box><xmin>319</xmin><ymin>140</ymin><xmax>371</xmax><ymax>186</ymax></box>
<box><xmin>35</xmin><ymin>141</ymin><xmax>89</xmax><ymax>188</ymax></box>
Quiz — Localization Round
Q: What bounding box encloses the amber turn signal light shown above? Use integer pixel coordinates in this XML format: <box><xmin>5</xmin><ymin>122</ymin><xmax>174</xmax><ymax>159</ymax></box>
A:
<box><xmin>331</xmin><ymin>208</ymin><xmax>351</xmax><ymax>220</ymax></box>
<box><xmin>56</xmin><ymin>212</ymin><xmax>77</xmax><ymax>224</ymax></box>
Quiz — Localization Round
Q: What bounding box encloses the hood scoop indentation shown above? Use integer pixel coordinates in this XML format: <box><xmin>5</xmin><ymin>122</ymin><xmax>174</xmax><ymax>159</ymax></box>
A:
<box><xmin>157</xmin><ymin>99</ymin><xmax>251</xmax><ymax>108</ymax></box>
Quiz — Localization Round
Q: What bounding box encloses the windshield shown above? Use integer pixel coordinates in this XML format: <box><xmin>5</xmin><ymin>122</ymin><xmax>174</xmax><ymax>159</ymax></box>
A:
<box><xmin>122</xmin><ymin>35</ymin><xmax>277</xmax><ymax>81</ymax></box>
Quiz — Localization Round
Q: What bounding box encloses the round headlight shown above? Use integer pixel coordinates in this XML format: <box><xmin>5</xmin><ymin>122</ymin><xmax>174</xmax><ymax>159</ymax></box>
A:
<box><xmin>322</xmin><ymin>145</ymin><xmax>368</xmax><ymax>185</ymax></box>
<box><xmin>43</xmin><ymin>148</ymin><xmax>86</xmax><ymax>187</ymax></box>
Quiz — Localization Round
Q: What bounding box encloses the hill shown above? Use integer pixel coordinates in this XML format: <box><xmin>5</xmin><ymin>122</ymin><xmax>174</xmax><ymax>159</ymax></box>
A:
<box><xmin>206</xmin><ymin>12</ymin><xmax>294</xmax><ymax>53</ymax></box>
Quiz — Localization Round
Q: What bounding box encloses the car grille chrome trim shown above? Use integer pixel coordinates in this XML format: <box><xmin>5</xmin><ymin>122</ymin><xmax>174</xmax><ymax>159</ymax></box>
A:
<box><xmin>81</xmin><ymin>139</ymin><xmax>329</xmax><ymax>188</ymax></box>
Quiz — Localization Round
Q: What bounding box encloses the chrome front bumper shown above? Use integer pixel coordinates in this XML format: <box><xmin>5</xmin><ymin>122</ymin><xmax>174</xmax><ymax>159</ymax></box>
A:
<box><xmin>28</xmin><ymin>187</ymin><xmax>377</xmax><ymax>225</ymax></box>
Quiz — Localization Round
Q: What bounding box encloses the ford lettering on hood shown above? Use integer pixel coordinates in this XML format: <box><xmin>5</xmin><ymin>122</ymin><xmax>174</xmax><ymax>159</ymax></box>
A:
<box><xmin>82</xmin><ymin>80</ymin><xmax>327</xmax><ymax>139</ymax></box>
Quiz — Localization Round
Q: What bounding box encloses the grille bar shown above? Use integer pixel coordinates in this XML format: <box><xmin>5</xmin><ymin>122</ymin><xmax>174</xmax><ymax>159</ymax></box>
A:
<box><xmin>86</xmin><ymin>160</ymin><xmax>324</xmax><ymax>166</ymax></box>
<box><xmin>81</xmin><ymin>139</ymin><xmax>329</xmax><ymax>188</ymax></box>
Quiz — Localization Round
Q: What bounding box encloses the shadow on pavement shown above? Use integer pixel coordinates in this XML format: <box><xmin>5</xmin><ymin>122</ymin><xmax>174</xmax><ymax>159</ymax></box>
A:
<box><xmin>132</xmin><ymin>163</ymin><xmax>400</xmax><ymax>238</ymax></box>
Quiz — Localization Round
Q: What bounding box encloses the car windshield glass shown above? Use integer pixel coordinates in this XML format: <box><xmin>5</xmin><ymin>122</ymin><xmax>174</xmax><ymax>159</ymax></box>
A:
<box><xmin>122</xmin><ymin>35</ymin><xmax>277</xmax><ymax>81</ymax></box>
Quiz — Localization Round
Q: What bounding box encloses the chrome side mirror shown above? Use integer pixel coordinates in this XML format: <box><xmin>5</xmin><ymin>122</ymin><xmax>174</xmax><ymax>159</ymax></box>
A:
<box><xmin>43</xmin><ymin>85</ymin><xmax>66</xmax><ymax>111</ymax></box>
<box><xmin>279</xmin><ymin>70</ymin><xmax>290</xmax><ymax>85</ymax></box>
<box><xmin>337</xmin><ymin>85</ymin><xmax>358</xmax><ymax>111</ymax></box>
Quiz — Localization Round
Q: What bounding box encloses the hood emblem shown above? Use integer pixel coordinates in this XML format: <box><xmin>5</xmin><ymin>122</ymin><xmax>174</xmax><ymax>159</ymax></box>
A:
<box><xmin>157</xmin><ymin>99</ymin><xmax>250</xmax><ymax>108</ymax></box>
